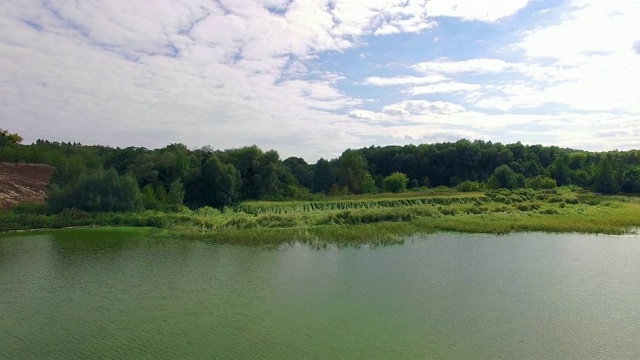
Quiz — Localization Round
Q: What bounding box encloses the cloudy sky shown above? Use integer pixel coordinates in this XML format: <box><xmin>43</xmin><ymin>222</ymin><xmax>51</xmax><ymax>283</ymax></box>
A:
<box><xmin>1</xmin><ymin>0</ymin><xmax>639</xmax><ymax>161</ymax></box>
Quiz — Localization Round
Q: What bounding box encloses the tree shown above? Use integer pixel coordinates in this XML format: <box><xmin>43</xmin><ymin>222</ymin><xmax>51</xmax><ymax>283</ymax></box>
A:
<box><xmin>141</xmin><ymin>184</ymin><xmax>160</xmax><ymax>209</ymax></box>
<box><xmin>200</xmin><ymin>155</ymin><xmax>241</xmax><ymax>208</ymax></box>
<box><xmin>312</xmin><ymin>158</ymin><xmax>336</xmax><ymax>193</ymax></box>
<box><xmin>336</xmin><ymin>150</ymin><xmax>373</xmax><ymax>194</ymax></box>
<box><xmin>361</xmin><ymin>172</ymin><xmax>377</xmax><ymax>194</ymax></box>
<box><xmin>487</xmin><ymin>165</ymin><xmax>517</xmax><ymax>189</ymax></box>
<box><xmin>48</xmin><ymin>168</ymin><xmax>142</xmax><ymax>212</ymax></box>
<box><xmin>167</xmin><ymin>180</ymin><xmax>185</xmax><ymax>206</ymax></box>
<box><xmin>456</xmin><ymin>180</ymin><xmax>481</xmax><ymax>192</ymax></box>
<box><xmin>621</xmin><ymin>166</ymin><xmax>640</xmax><ymax>193</ymax></box>
<box><xmin>548</xmin><ymin>153</ymin><xmax>570</xmax><ymax>186</ymax></box>
<box><xmin>593</xmin><ymin>154</ymin><xmax>620</xmax><ymax>193</ymax></box>
<box><xmin>383</xmin><ymin>172</ymin><xmax>409</xmax><ymax>193</ymax></box>
<box><xmin>283</xmin><ymin>157</ymin><xmax>313</xmax><ymax>188</ymax></box>
<box><xmin>0</xmin><ymin>129</ymin><xmax>23</xmax><ymax>147</ymax></box>
<box><xmin>224</xmin><ymin>146</ymin><xmax>293</xmax><ymax>200</ymax></box>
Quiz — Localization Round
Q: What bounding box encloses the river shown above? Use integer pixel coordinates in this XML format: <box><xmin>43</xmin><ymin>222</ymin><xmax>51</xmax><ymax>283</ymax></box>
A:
<box><xmin>1</xmin><ymin>228</ymin><xmax>639</xmax><ymax>359</ymax></box>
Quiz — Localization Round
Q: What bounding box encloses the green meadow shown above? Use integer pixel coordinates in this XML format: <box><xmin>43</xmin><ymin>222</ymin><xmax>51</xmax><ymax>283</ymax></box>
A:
<box><xmin>3</xmin><ymin>187</ymin><xmax>640</xmax><ymax>246</ymax></box>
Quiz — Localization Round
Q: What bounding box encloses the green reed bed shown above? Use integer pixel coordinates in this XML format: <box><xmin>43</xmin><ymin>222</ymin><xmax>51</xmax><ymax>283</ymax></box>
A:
<box><xmin>4</xmin><ymin>189</ymin><xmax>640</xmax><ymax>245</ymax></box>
<box><xmin>237</xmin><ymin>192</ymin><xmax>489</xmax><ymax>215</ymax></box>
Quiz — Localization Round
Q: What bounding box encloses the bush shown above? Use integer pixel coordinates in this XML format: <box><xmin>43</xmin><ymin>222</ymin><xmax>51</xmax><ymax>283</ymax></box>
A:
<box><xmin>541</xmin><ymin>177</ymin><xmax>557</xmax><ymax>189</ymax></box>
<box><xmin>540</xmin><ymin>208</ymin><xmax>559</xmax><ymax>215</ymax></box>
<box><xmin>457</xmin><ymin>181</ymin><xmax>481</xmax><ymax>192</ymax></box>
<box><xmin>48</xmin><ymin>168</ymin><xmax>143</xmax><ymax>212</ymax></box>
<box><xmin>383</xmin><ymin>172</ymin><xmax>409</xmax><ymax>193</ymax></box>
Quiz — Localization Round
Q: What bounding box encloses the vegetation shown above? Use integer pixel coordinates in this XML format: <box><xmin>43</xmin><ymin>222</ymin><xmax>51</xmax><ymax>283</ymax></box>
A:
<box><xmin>3</xmin><ymin>129</ymin><xmax>640</xmax><ymax>244</ymax></box>
<box><xmin>3</xmin><ymin>187</ymin><xmax>640</xmax><ymax>246</ymax></box>
<box><xmin>383</xmin><ymin>172</ymin><xmax>410</xmax><ymax>193</ymax></box>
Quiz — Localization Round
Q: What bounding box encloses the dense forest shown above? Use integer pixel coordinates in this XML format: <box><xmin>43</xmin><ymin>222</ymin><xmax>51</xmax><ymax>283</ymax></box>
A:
<box><xmin>1</xmin><ymin>128</ymin><xmax>639</xmax><ymax>213</ymax></box>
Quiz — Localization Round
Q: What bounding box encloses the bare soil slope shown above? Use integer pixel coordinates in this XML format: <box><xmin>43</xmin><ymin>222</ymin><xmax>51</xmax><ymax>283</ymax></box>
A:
<box><xmin>0</xmin><ymin>162</ymin><xmax>54</xmax><ymax>209</ymax></box>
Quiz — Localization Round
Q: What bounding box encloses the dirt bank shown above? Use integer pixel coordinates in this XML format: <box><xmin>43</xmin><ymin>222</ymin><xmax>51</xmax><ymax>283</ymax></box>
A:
<box><xmin>0</xmin><ymin>162</ymin><xmax>54</xmax><ymax>209</ymax></box>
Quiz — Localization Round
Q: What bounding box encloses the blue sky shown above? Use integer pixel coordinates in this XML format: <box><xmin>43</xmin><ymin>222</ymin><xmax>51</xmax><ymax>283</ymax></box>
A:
<box><xmin>1</xmin><ymin>0</ymin><xmax>639</xmax><ymax>161</ymax></box>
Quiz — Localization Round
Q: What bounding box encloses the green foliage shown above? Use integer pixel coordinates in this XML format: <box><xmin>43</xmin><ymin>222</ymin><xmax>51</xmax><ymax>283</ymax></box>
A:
<box><xmin>548</xmin><ymin>153</ymin><xmax>571</xmax><ymax>186</ymax></box>
<box><xmin>167</xmin><ymin>180</ymin><xmax>185</xmax><ymax>206</ymax></box>
<box><xmin>329</xmin><ymin>184</ymin><xmax>349</xmax><ymax>196</ymax></box>
<box><xmin>593</xmin><ymin>154</ymin><xmax>621</xmax><ymax>194</ymax></box>
<box><xmin>8</xmin><ymin>133</ymin><xmax>640</xmax><ymax>222</ymax></box>
<box><xmin>312</xmin><ymin>158</ymin><xmax>337</xmax><ymax>193</ymax></box>
<box><xmin>142</xmin><ymin>184</ymin><xmax>160</xmax><ymax>209</ymax></box>
<box><xmin>223</xmin><ymin>146</ymin><xmax>294</xmax><ymax>200</ymax></box>
<box><xmin>337</xmin><ymin>150</ymin><xmax>373</xmax><ymax>194</ymax></box>
<box><xmin>488</xmin><ymin>165</ymin><xmax>517</xmax><ymax>189</ymax></box>
<box><xmin>383</xmin><ymin>172</ymin><xmax>410</xmax><ymax>193</ymax></box>
<box><xmin>541</xmin><ymin>177</ymin><xmax>557</xmax><ymax>189</ymax></box>
<box><xmin>283</xmin><ymin>157</ymin><xmax>313</xmax><ymax>188</ymax></box>
<box><xmin>456</xmin><ymin>180</ymin><xmax>481</xmax><ymax>192</ymax></box>
<box><xmin>199</xmin><ymin>154</ymin><xmax>241</xmax><ymax>208</ymax></box>
<box><xmin>48</xmin><ymin>168</ymin><xmax>143</xmax><ymax>212</ymax></box>
<box><xmin>0</xmin><ymin>129</ymin><xmax>23</xmax><ymax>146</ymax></box>
<box><xmin>529</xmin><ymin>176</ymin><xmax>557</xmax><ymax>190</ymax></box>
<box><xmin>361</xmin><ymin>172</ymin><xmax>378</xmax><ymax>194</ymax></box>
<box><xmin>7</xmin><ymin>189</ymin><xmax>640</xmax><ymax>245</ymax></box>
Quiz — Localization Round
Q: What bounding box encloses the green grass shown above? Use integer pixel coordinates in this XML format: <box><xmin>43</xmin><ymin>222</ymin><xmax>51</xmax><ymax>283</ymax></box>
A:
<box><xmin>237</xmin><ymin>191</ymin><xmax>488</xmax><ymax>215</ymax></box>
<box><xmin>3</xmin><ymin>188</ymin><xmax>640</xmax><ymax>245</ymax></box>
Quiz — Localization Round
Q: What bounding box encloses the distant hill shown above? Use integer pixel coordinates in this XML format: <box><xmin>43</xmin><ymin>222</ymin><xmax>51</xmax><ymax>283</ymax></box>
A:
<box><xmin>0</xmin><ymin>162</ymin><xmax>54</xmax><ymax>209</ymax></box>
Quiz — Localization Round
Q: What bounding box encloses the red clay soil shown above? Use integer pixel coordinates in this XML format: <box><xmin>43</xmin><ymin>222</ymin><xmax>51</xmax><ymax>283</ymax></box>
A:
<box><xmin>0</xmin><ymin>162</ymin><xmax>54</xmax><ymax>209</ymax></box>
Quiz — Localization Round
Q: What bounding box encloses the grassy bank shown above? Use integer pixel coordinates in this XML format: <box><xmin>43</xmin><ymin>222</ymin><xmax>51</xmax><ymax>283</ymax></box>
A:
<box><xmin>2</xmin><ymin>188</ymin><xmax>640</xmax><ymax>245</ymax></box>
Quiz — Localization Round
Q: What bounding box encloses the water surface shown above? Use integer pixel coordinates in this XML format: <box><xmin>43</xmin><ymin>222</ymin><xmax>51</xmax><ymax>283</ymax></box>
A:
<box><xmin>1</xmin><ymin>229</ymin><xmax>640</xmax><ymax>359</ymax></box>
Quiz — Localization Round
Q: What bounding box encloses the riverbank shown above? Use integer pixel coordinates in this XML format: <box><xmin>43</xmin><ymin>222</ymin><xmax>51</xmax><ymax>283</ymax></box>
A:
<box><xmin>3</xmin><ymin>188</ymin><xmax>640</xmax><ymax>245</ymax></box>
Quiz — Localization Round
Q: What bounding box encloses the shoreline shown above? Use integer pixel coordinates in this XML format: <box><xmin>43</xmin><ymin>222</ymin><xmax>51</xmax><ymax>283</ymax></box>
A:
<box><xmin>3</xmin><ymin>188</ymin><xmax>640</xmax><ymax>245</ymax></box>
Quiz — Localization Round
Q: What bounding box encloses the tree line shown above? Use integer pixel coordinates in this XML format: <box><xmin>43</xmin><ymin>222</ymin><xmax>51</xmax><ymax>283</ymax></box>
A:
<box><xmin>1</xmin><ymin>129</ymin><xmax>639</xmax><ymax>212</ymax></box>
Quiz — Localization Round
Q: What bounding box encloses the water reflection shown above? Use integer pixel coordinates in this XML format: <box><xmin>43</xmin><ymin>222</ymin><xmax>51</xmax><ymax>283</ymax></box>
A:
<box><xmin>1</xmin><ymin>230</ymin><xmax>640</xmax><ymax>359</ymax></box>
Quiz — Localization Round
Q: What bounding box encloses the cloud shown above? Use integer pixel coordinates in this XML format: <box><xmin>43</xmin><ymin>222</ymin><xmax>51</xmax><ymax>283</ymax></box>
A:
<box><xmin>633</xmin><ymin>40</ymin><xmax>640</xmax><ymax>55</ymax></box>
<box><xmin>409</xmin><ymin>82</ymin><xmax>481</xmax><ymax>95</ymax></box>
<box><xmin>2</xmin><ymin>0</ymin><xmax>639</xmax><ymax>163</ymax></box>
<box><xmin>412</xmin><ymin>58</ymin><xmax>515</xmax><ymax>74</ymax></box>
<box><xmin>363</xmin><ymin>74</ymin><xmax>448</xmax><ymax>86</ymax></box>
<box><xmin>518</xmin><ymin>1</ymin><xmax>640</xmax><ymax>61</ymax></box>
<box><xmin>383</xmin><ymin>100</ymin><xmax>465</xmax><ymax>116</ymax></box>
<box><xmin>382</xmin><ymin>107</ymin><xmax>410</xmax><ymax>117</ymax></box>
<box><xmin>425</xmin><ymin>0</ymin><xmax>530</xmax><ymax>22</ymax></box>
<box><xmin>7</xmin><ymin>0</ymin><xmax>521</xmax><ymax>161</ymax></box>
<box><xmin>348</xmin><ymin>110</ymin><xmax>378</xmax><ymax>120</ymax></box>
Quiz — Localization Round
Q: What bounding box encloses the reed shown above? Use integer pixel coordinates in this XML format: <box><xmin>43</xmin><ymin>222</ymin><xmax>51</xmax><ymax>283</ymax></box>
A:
<box><xmin>3</xmin><ymin>188</ymin><xmax>640</xmax><ymax>245</ymax></box>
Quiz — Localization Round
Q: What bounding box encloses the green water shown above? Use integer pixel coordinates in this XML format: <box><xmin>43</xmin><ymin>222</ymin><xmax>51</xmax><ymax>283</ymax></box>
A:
<box><xmin>1</xmin><ymin>229</ymin><xmax>640</xmax><ymax>359</ymax></box>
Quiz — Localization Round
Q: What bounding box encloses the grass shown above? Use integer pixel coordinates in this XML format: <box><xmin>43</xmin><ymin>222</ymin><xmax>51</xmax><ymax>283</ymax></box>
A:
<box><xmin>3</xmin><ymin>188</ymin><xmax>640</xmax><ymax>245</ymax></box>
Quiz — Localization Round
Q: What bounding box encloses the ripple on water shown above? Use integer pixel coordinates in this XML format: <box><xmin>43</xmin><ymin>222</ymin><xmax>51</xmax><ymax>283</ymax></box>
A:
<box><xmin>2</xmin><ymin>231</ymin><xmax>640</xmax><ymax>359</ymax></box>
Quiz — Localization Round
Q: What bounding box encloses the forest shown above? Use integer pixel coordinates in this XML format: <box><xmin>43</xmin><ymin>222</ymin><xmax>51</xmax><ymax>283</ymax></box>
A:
<box><xmin>1</xmin><ymin>128</ymin><xmax>639</xmax><ymax>214</ymax></box>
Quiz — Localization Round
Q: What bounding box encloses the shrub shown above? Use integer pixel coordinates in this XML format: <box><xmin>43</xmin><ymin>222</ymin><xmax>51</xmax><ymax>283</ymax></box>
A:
<box><xmin>457</xmin><ymin>181</ymin><xmax>481</xmax><ymax>192</ymax></box>
<box><xmin>541</xmin><ymin>208</ymin><xmax>559</xmax><ymax>215</ymax></box>
<box><xmin>541</xmin><ymin>177</ymin><xmax>557</xmax><ymax>189</ymax></box>
<box><xmin>383</xmin><ymin>172</ymin><xmax>410</xmax><ymax>193</ymax></box>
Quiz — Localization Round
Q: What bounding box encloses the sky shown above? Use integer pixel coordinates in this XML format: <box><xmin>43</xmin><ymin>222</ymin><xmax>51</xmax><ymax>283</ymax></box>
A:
<box><xmin>1</xmin><ymin>0</ymin><xmax>639</xmax><ymax>162</ymax></box>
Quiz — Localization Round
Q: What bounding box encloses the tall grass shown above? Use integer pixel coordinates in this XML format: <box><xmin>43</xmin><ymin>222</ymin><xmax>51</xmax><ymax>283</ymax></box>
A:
<box><xmin>237</xmin><ymin>193</ymin><xmax>489</xmax><ymax>215</ymax></box>
<box><xmin>4</xmin><ymin>188</ymin><xmax>640</xmax><ymax>245</ymax></box>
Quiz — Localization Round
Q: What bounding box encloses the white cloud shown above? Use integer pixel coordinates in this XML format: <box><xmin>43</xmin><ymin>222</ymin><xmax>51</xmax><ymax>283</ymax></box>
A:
<box><xmin>374</xmin><ymin>25</ymin><xmax>400</xmax><ymax>36</ymax></box>
<box><xmin>348</xmin><ymin>110</ymin><xmax>378</xmax><ymax>120</ymax></box>
<box><xmin>519</xmin><ymin>1</ymin><xmax>640</xmax><ymax>61</ymax></box>
<box><xmin>412</xmin><ymin>58</ymin><xmax>515</xmax><ymax>74</ymax></box>
<box><xmin>364</xmin><ymin>74</ymin><xmax>448</xmax><ymax>86</ymax></box>
<box><xmin>409</xmin><ymin>82</ymin><xmax>481</xmax><ymax>95</ymax></box>
<box><xmin>3</xmin><ymin>0</ymin><xmax>640</xmax><ymax>163</ymax></box>
<box><xmin>425</xmin><ymin>0</ymin><xmax>530</xmax><ymax>22</ymax></box>
<box><xmin>7</xmin><ymin>0</ymin><xmax>510</xmax><ymax>161</ymax></box>
<box><xmin>383</xmin><ymin>100</ymin><xmax>465</xmax><ymax>116</ymax></box>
